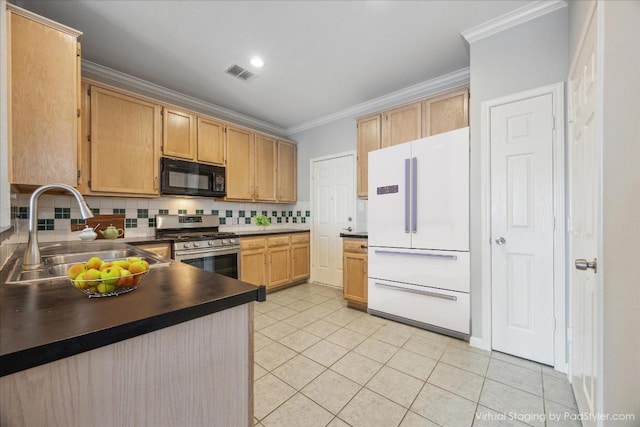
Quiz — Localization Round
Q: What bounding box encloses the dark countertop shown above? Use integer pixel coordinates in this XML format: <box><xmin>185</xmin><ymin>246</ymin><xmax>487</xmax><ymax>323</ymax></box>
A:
<box><xmin>0</xmin><ymin>242</ymin><xmax>261</xmax><ymax>377</ymax></box>
<box><xmin>340</xmin><ymin>231</ymin><xmax>368</xmax><ymax>239</ymax></box>
<box><xmin>234</xmin><ymin>228</ymin><xmax>310</xmax><ymax>238</ymax></box>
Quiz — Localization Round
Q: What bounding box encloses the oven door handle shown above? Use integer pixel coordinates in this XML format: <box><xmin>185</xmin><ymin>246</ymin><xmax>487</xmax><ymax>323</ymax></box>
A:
<box><xmin>174</xmin><ymin>247</ymin><xmax>240</xmax><ymax>261</ymax></box>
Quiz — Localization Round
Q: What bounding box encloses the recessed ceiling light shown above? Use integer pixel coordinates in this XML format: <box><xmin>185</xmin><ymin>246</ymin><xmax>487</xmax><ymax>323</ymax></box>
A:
<box><xmin>250</xmin><ymin>57</ymin><xmax>264</xmax><ymax>68</ymax></box>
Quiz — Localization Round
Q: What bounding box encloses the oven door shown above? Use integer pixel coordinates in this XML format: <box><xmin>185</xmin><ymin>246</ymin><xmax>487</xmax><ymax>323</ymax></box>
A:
<box><xmin>174</xmin><ymin>247</ymin><xmax>239</xmax><ymax>279</ymax></box>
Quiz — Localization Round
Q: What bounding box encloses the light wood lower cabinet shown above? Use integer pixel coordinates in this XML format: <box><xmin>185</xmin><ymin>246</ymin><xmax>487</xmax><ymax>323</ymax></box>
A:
<box><xmin>240</xmin><ymin>232</ymin><xmax>309</xmax><ymax>291</ymax></box>
<box><xmin>342</xmin><ymin>238</ymin><xmax>368</xmax><ymax>311</ymax></box>
<box><xmin>132</xmin><ymin>242</ymin><xmax>172</xmax><ymax>259</ymax></box>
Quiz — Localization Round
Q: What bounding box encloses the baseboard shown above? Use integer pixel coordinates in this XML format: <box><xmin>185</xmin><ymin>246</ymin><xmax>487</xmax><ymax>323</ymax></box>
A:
<box><xmin>469</xmin><ymin>336</ymin><xmax>490</xmax><ymax>351</ymax></box>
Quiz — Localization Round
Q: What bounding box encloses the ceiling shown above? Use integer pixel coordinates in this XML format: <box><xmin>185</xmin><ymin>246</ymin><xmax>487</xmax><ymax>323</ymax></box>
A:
<box><xmin>18</xmin><ymin>0</ymin><xmax>534</xmax><ymax>133</ymax></box>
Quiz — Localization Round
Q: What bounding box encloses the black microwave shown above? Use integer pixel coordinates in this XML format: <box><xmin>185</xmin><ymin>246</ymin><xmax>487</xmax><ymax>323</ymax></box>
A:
<box><xmin>160</xmin><ymin>157</ymin><xmax>226</xmax><ymax>198</ymax></box>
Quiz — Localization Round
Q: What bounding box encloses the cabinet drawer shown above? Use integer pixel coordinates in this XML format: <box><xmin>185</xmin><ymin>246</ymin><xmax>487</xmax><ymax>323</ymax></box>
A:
<box><xmin>240</xmin><ymin>237</ymin><xmax>266</xmax><ymax>250</ymax></box>
<box><xmin>290</xmin><ymin>233</ymin><xmax>310</xmax><ymax>244</ymax></box>
<box><xmin>267</xmin><ymin>235</ymin><xmax>290</xmax><ymax>247</ymax></box>
<box><xmin>343</xmin><ymin>239</ymin><xmax>368</xmax><ymax>254</ymax></box>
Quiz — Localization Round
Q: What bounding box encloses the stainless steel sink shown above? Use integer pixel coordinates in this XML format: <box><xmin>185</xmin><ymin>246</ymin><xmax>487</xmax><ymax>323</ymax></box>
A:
<box><xmin>4</xmin><ymin>245</ymin><xmax>171</xmax><ymax>285</ymax></box>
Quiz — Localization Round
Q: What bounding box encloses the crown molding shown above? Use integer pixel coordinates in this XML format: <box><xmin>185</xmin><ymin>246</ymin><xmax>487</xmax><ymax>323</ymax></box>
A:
<box><xmin>285</xmin><ymin>67</ymin><xmax>470</xmax><ymax>135</ymax></box>
<box><xmin>81</xmin><ymin>60</ymin><xmax>288</xmax><ymax>137</ymax></box>
<box><xmin>461</xmin><ymin>0</ymin><xmax>567</xmax><ymax>45</ymax></box>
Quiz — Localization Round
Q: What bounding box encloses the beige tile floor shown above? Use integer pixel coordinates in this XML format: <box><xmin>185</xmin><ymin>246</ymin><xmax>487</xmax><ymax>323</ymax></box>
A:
<box><xmin>254</xmin><ymin>283</ymin><xmax>580</xmax><ymax>427</ymax></box>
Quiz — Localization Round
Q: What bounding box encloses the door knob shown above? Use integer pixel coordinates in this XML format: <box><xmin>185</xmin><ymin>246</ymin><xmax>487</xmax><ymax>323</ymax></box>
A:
<box><xmin>495</xmin><ymin>237</ymin><xmax>506</xmax><ymax>245</ymax></box>
<box><xmin>575</xmin><ymin>258</ymin><xmax>597</xmax><ymax>273</ymax></box>
<box><xmin>342</xmin><ymin>226</ymin><xmax>353</xmax><ymax>232</ymax></box>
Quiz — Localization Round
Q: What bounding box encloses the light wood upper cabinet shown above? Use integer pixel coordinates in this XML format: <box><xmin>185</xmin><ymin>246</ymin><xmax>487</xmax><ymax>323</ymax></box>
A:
<box><xmin>422</xmin><ymin>88</ymin><xmax>469</xmax><ymax>137</ymax></box>
<box><xmin>254</xmin><ymin>134</ymin><xmax>277</xmax><ymax>201</ymax></box>
<box><xmin>382</xmin><ymin>102</ymin><xmax>422</xmax><ymax>148</ymax></box>
<box><xmin>277</xmin><ymin>141</ymin><xmax>297</xmax><ymax>203</ymax></box>
<box><xmin>88</xmin><ymin>86</ymin><xmax>161</xmax><ymax>195</ymax></box>
<box><xmin>356</xmin><ymin>114</ymin><xmax>381</xmax><ymax>197</ymax></box>
<box><xmin>162</xmin><ymin>107</ymin><xmax>195</xmax><ymax>160</ymax></box>
<box><xmin>197</xmin><ymin>117</ymin><xmax>225</xmax><ymax>165</ymax></box>
<box><xmin>7</xmin><ymin>5</ymin><xmax>81</xmax><ymax>188</ymax></box>
<box><xmin>225</xmin><ymin>126</ymin><xmax>255</xmax><ymax>200</ymax></box>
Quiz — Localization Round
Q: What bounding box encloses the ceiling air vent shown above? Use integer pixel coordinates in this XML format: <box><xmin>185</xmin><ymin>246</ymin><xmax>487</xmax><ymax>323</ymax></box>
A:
<box><xmin>225</xmin><ymin>64</ymin><xmax>257</xmax><ymax>82</ymax></box>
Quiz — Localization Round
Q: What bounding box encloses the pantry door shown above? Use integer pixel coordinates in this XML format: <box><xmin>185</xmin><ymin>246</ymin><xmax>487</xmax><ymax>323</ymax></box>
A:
<box><xmin>490</xmin><ymin>93</ymin><xmax>556</xmax><ymax>365</ymax></box>
<box><xmin>311</xmin><ymin>153</ymin><xmax>355</xmax><ymax>286</ymax></box>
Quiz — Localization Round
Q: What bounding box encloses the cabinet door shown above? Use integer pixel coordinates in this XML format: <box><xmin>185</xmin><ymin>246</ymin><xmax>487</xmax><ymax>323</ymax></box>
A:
<box><xmin>197</xmin><ymin>117</ymin><xmax>225</xmax><ymax>165</ymax></box>
<box><xmin>254</xmin><ymin>134</ymin><xmax>277</xmax><ymax>201</ymax></box>
<box><xmin>422</xmin><ymin>88</ymin><xmax>469</xmax><ymax>137</ymax></box>
<box><xmin>277</xmin><ymin>141</ymin><xmax>297</xmax><ymax>202</ymax></box>
<box><xmin>133</xmin><ymin>242</ymin><xmax>172</xmax><ymax>259</ymax></box>
<box><xmin>356</xmin><ymin>114</ymin><xmax>381</xmax><ymax>198</ymax></box>
<box><xmin>89</xmin><ymin>86</ymin><xmax>161</xmax><ymax>195</ymax></box>
<box><xmin>268</xmin><ymin>246</ymin><xmax>291</xmax><ymax>288</ymax></box>
<box><xmin>291</xmin><ymin>242</ymin><xmax>310</xmax><ymax>282</ymax></box>
<box><xmin>162</xmin><ymin>107</ymin><xmax>195</xmax><ymax>160</ymax></box>
<box><xmin>382</xmin><ymin>102</ymin><xmax>421</xmax><ymax>148</ymax></box>
<box><xmin>226</xmin><ymin>126</ymin><xmax>254</xmax><ymax>200</ymax></box>
<box><xmin>9</xmin><ymin>7</ymin><xmax>80</xmax><ymax>187</ymax></box>
<box><xmin>343</xmin><ymin>252</ymin><xmax>367</xmax><ymax>304</ymax></box>
<box><xmin>240</xmin><ymin>249</ymin><xmax>266</xmax><ymax>286</ymax></box>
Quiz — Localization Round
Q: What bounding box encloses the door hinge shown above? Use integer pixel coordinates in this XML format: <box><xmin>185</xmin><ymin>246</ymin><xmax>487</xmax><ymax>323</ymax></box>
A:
<box><xmin>77</xmin><ymin>108</ymin><xmax>81</xmax><ymax>118</ymax></box>
<box><xmin>88</xmin><ymin>179</ymin><xmax>92</xmax><ymax>187</ymax></box>
<box><xmin>87</xmin><ymin>134</ymin><xmax>91</xmax><ymax>142</ymax></box>
<box><xmin>87</xmin><ymin>88</ymin><xmax>91</xmax><ymax>96</ymax></box>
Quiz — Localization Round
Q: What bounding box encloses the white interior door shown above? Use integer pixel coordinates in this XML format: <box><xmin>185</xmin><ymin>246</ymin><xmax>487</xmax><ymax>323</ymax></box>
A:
<box><xmin>568</xmin><ymin>9</ymin><xmax>599</xmax><ymax>424</ymax></box>
<box><xmin>311</xmin><ymin>154</ymin><xmax>355</xmax><ymax>286</ymax></box>
<box><xmin>490</xmin><ymin>93</ymin><xmax>555</xmax><ymax>365</ymax></box>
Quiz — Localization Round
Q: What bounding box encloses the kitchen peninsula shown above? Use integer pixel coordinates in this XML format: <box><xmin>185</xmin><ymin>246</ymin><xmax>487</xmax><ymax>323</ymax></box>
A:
<box><xmin>0</xmin><ymin>241</ymin><xmax>263</xmax><ymax>426</ymax></box>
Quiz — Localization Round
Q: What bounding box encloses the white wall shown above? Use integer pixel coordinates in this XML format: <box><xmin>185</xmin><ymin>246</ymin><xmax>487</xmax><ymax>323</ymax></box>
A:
<box><xmin>469</xmin><ymin>8</ymin><xmax>569</xmax><ymax>340</ymax></box>
<box><xmin>600</xmin><ymin>0</ymin><xmax>640</xmax><ymax>417</ymax></box>
<box><xmin>0</xmin><ymin>0</ymin><xmax>10</xmax><ymax>233</ymax></box>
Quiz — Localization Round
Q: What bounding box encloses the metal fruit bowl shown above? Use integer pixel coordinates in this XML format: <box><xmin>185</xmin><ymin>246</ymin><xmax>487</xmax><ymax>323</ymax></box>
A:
<box><xmin>70</xmin><ymin>268</ymin><xmax>149</xmax><ymax>298</ymax></box>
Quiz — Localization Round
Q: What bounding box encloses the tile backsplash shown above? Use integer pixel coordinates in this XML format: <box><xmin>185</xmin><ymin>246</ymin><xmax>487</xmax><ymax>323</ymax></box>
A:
<box><xmin>6</xmin><ymin>194</ymin><xmax>311</xmax><ymax>244</ymax></box>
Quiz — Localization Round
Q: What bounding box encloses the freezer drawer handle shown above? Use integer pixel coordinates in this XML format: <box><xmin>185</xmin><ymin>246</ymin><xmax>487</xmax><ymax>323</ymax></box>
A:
<box><xmin>374</xmin><ymin>282</ymin><xmax>458</xmax><ymax>301</ymax></box>
<box><xmin>373</xmin><ymin>249</ymin><xmax>458</xmax><ymax>260</ymax></box>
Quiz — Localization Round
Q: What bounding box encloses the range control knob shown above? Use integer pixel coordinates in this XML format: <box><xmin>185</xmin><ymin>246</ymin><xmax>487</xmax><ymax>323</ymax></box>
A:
<box><xmin>208</xmin><ymin>240</ymin><xmax>215</xmax><ymax>246</ymax></box>
<box><xmin>193</xmin><ymin>242</ymin><xmax>200</xmax><ymax>248</ymax></box>
<box><xmin>182</xmin><ymin>243</ymin><xmax>191</xmax><ymax>249</ymax></box>
<box><xmin>222</xmin><ymin>239</ymin><xmax>229</xmax><ymax>245</ymax></box>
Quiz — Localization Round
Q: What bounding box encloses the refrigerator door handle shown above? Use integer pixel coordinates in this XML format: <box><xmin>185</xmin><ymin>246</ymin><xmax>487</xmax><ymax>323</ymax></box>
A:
<box><xmin>374</xmin><ymin>281</ymin><xmax>458</xmax><ymax>301</ymax></box>
<box><xmin>411</xmin><ymin>156</ymin><xmax>417</xmax><ymax>233</ymax></box>
<box><xmin>373</xmin><ymin>249</ymin><xmax>458</xmax><ymax>260</ymax></box>
<box><xmin>405</xmin><ymin>158</ymin><xmax>411</xmax><ymax>233</ymax></box>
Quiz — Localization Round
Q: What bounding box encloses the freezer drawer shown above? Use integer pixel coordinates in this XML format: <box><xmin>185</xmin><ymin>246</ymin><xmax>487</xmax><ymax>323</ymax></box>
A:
<box><xmin>368</xmin><ymin>278</ymin><xmax>470</xmax><ymax>334</ymax></box>
<box><xmin>368</xmin><ymin>247</ymin><xmax>469</xmax><ymax>293</ymax></box>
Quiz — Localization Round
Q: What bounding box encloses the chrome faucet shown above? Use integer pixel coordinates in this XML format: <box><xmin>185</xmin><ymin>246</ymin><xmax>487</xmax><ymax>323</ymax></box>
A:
<box><xmin>22</xmin><ymin>184</ymin><xmax>94</xmax><ymax>271</ymax></box>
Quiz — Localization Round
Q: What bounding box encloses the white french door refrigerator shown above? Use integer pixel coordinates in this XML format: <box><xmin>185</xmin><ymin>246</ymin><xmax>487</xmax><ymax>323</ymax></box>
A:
<box><xmin>368</xmin><ymin>127</ymin><xmax>470</xmax><ymax>338</ymax></box>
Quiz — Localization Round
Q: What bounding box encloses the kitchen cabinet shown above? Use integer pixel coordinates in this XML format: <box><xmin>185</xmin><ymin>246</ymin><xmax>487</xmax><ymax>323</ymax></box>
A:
<box><xmin>132</xmin><ymin>242</ymin><xmax>172</xmax><ymax>259</ymax></box>
<box><xmin>7</xmin><ymin>4</ymin><xmax>81</xmax><ymax>188</ymax></box>
<box><xmin>356</xmin><ymin>86</ymin><xmax>469</xmax><ymax>198</ymax></box>
<box><xmin>225</xmin><ymin>126</ymin><xmax>255</xmax><ymax>200</ymax></box>
<box><xmin>197</xmin><ymin>117</ymin><xmax>225</xmax><ymax>165</ymax></box>
<box><xmin>276</xmin><ymin>141</ymin><xmax>297</xmax><ymax>202</ymax></box>
<box><xmin>84</xmin><ymin>84</ymin><xmax>161</xmax><ymax>196</ymax></box>
<box><xmin>356</xmin><ymin>114</ymin><xmax>381</xmax><ymax>197</ymax></box>
<box><xmin>267</xmin><ymin>236</ymin><xmax>291</xmax><ymax>288</ymax></box>
<box><xmin>422</xmin><ymin>87</ymin><xmax>469</xmax><ymax>137</ymax></box>
<box><xmin>382</xmin><ymin>102</ymin><xmax>422</xmax><ymax>148</ymax></box>
<box><xmin>290</xmin><ymin>233</ymin><xmax>311</xmax><ymax>282</ymax></box>
<box><xmin>254</xmin><ymin>134</ymin><xmax>277</xmax><ymax>201</ymax></box>
<box><xmin>240</xmin><ymin>232</ymin><xmax>310</xmax><ymax>291</ymax></box>
<box><xmin>162</xmin><ymin>107</ymin><xmax>195</xmax><ymax>160</ymax></box>
<box><xmin>239</xmin><ymin>237</ymin><xmax>267</xmax><ymax>287</ymax></box>
<box><xmin>342</xmin><ymin>238</ymin><xmax>368</xmax><ymax>311</ymax></box>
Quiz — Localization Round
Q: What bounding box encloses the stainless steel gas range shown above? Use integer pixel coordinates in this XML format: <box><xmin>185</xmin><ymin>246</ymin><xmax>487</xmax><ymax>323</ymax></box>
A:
<box><xmin>156</xmin><ymin>214</ymin><xmax>240</xmax><ymax>279</ymax></box>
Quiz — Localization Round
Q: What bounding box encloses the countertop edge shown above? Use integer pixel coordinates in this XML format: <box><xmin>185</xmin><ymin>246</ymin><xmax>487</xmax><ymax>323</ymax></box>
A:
<box><xmin>340</xmin><ymin>232</ymin><xmax>368</xmax><ymax>239</ymax></box>
<box><xmin>0</xmin><ymin>289</ymin><xmax>258</xmax><ymax>377</ymax></box>
<box><xmin>234</xmin><ymin>229</ymin><xmax>310</xmax><ymax>238</ymax></box>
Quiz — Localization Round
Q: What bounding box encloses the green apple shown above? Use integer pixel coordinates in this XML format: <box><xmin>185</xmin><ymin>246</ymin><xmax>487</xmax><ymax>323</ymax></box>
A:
<box><xmin>97</xmin><ymin>282</ymin><xmax>117</xmax><ymax>294</ymax></box>
<box><xmin>100</xmin><ymin>266</ymin><xmax>122</xmax><ymax>287</ymax></box>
